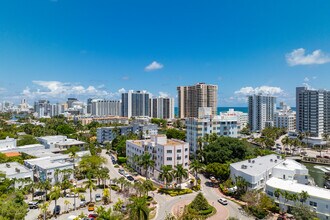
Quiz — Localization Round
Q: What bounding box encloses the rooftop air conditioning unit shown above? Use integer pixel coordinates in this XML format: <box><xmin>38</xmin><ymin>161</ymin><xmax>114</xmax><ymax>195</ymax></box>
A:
<box><xmin>6</xmin><ymin>164</ymin><xmax>10</xmax><ymax>168</ymax></box>
<box><xmin>15</xmin><ymin>168</ymin><xmax>20</xmax><ymax>173</ymax></box>
<box><xmin>252</xmin><ymin>160</ymin><xmax>255</xmax><ymax>163</ymax></box>
<box><xmin>270</xmin><ymin>159</ymin><xmax>273</xmax><ymax>162</ymax></box>
<box><xmin>248</xmin><ymin>159</ymin><xmax>251</xmax><ymax>163</ymax></box>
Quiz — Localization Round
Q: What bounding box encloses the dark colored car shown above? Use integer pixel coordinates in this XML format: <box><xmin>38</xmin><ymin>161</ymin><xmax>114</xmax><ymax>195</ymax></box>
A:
<box><xmin>53</xmin><ymin>205</ymin><xmax>61</xmax><ymax>215</ymax></box>
<box><xmin>33</xmin><ymin>191</ymin><xmax>45</xmax><ymax>197</ymax></box>
<box><xmin>126</xmin><ymin>175</ymin><xmax>134</xmax><ymax>181</ymax></box>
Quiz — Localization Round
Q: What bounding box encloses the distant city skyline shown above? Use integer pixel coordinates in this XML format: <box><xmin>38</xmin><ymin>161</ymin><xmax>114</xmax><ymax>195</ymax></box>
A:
<box><xmin>1</xmin><ymin>1</ymin><xmax>330</xmax><ymax>106</ymax></box>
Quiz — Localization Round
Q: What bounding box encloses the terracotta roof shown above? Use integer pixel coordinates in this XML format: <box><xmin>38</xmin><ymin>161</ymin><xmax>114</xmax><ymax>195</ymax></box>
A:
<box><xmin>4</xmin><ymin>152</ymin><xmax>21</xmax><ymax>157</ymax></box>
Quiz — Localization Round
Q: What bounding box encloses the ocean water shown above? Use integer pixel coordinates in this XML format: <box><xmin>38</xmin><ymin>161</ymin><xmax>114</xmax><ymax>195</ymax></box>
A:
<box><xmin>174</xmin><ymin>107</ymin><xmax>296</xmax><ymax>116</ymax></box>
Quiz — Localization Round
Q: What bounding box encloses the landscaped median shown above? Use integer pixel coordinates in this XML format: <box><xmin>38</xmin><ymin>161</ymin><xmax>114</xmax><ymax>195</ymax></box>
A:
<box><xmin>158</xmin><ymin>188</ymin><xmax>193</xmax><ymax>197</ymax></box>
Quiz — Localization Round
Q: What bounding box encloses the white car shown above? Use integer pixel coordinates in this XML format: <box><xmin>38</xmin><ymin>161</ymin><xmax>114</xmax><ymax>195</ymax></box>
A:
<box><xmin>95</xmin><ymin>193</ymin><xmax>102</xmax><ymax>202</ymax></box>
<box><xmin>217</xmin><ymin>198</ymin><xmax>228</xmax><ymax>205</ymax></box>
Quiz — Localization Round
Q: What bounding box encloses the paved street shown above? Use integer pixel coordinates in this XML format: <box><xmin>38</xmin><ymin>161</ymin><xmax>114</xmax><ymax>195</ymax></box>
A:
<box><xmin>25</xmin><ymin>150</ymin><xmax>250</xmax><ymax>219</ymax></box>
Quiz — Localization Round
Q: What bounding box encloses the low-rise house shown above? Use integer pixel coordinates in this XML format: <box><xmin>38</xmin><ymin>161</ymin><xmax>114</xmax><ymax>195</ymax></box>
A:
<box><xmin>230</xmin><ymin>154</ymin><xmax>309</xmax><ymax>190</ymax></box>
<box><xmin>266</xmin><ymin>177</ymin><xmax>330</xmax><ymax>220</ymax></box>
<box><xmin>37</xmin><ymin>135</ymin><xmax>85</xmax><ymax>151</ymax></box>
<box><xmin>24</xmin><ymin>157</ymin><xmax>74</xmax><ymax>185</ymax></box>
<box><xmin>0</xmin><ymin>136</ymin><xmax>17</xmax><ymax>152</ymax></box>
<box><xmin>0</xmin><ymin>162</ymin><xmax>33</xmax><ymax>188</ymax></box>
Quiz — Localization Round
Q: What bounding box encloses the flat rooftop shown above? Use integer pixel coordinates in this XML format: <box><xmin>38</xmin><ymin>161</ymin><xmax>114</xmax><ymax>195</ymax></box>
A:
<box><xmin>230</xmin><ymin>154</ymin><xmax>284</xmax><ymax>176</ymax></box>
<box><xmin>266</xmin><ymin>177</ymin><xmax>330</xmax><ymax>201</ymax></box>
<box><xmin>274</xmin><ymin>159</ymin><xmax>307</xmax><ymax>171</ymax></box>
<box><xmin>25</xmin><ymin>157</ymin><xmax>74</xmax><ymax>169</ymax></box>
<box><xmin>0</xmin><ymin>162</ymin><xmax>32</xmax><ymax>176</ymax></box>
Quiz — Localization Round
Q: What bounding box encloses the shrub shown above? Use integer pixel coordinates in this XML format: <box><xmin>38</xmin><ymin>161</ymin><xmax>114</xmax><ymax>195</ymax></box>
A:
<box><xmin>76</xmin><ymin>187</ymin><xmax>86</xmax><ymax>193</ymax></box>
<box><xmin>114</xmin><ymin>164</ymin><xmax>119</xmax><ymax>168</ymax></box>
<box><xmin>117</xmin><ymin>157</ymin><xmax>127</xmax><ymax>164</ymax></box>
<box><xmin>110</xmin><ymin>184</ymin><xmax>120</xmax><ymax>191</ymax></box>
<box><xmin>158</xmin><ymin>188</ymin><xmax>193</xmax><ymax>196</ymax></box>
<box><xmin>192</xmin><ymin>184</ymin><xmax>201</xmax><ymax>191</ymax></box>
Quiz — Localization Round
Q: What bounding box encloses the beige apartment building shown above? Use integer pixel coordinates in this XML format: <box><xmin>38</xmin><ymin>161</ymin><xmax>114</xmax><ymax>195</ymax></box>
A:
<box><xmin>177</xmin><ymin>83</ymin><xmax>218</xmax><ymax>118</ymax></box>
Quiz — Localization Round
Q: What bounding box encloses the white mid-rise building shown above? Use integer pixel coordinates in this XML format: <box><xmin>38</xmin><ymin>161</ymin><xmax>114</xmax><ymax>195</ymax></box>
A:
<box><xmin>220</xmin><ymin>108</ymin><xmax>248</xmax><ymax>131</ymax></box>
<box><xmin>274</xmin><ymin>103</ymin><xmax>296</xmax><ymax>132</ymax></box>
<box><xmin>248</xmin><ymin>94</ymin><xmax>276</xmax><ymax>132</ymax></box>
<box><xmin>0</xmin><ymin>162</ymin><xmax>33</xmax><ymax>188</ymax></box>
<box><xmin>0</xmin><ymin>136</ymin><xmax>17</xmax><ymax>152</ymax></box>
<box><xmin>126</xmin><ymin>135</ymin><xmax>189</xmax><ymax>181</ymax></box>
<box><xmin>266</xmin><ymin>178</ymin><xmax>330</xmax><ymax>220</ymax></box>
<box><xmin>186</xmin><ymin>107</ymin><xmax>238</xmax><ymax>154</ymax></box>
<box><xmin>230</xmin><ymin>154</ymin><xmax>309</xmax><ymax>190</ymax></box>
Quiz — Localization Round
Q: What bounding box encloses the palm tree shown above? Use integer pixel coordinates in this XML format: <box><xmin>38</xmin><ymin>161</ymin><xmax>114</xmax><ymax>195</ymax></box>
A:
<box><xmin>70</xmin><ymin>186</ymin><xmax>79</xmax><ymax>210</ymax></box>
<box><xmin>103</xmin><ymin>188</ymin><xmax>111</xmax><ymax>204</ymax></box>
<box><xmin>138</xmin><ymin>153</ymin><xmax>155</xmax><ymax>179</ymax></box>
<box><xmin>173</xmin><ymin>164</ymin><xmax>188</xmax><ymax>188</ymax></box>
<box><xmin>97</xmin><ymin>206</ymin><xmax>122</xmax><ymax>220</ymax></box>
<box><xmin>113</xmin><ymin>177</ymin><xmax>128</xmax><ymax>192</ymax></box>
<box><xmin>189</xmin><ymin>159</ymin><xmax>204</xmax><ymax>184</ymax></box>
<box><xmin>274</xmin><ymin>189</ymin><xmax>282</xmax><ymax>201</ymax></box>
<box><xmin>49</xmin><ymin>186</ymin><xmax>61</xmax><ymax>217</ymax></box>
<box><xmin>142</xmin><ymin>179</ymin><xmax>154</xmax><ymax>197</ymax></box>
<box><xmin>85</xmin><ymin>175</ymin><xmax>96</xmax><ymax>202</ymax></box>
<box><xmin>127</xmin><ymin>196</ymin><xmax>150</xmax><ymax>220</ymax></box>
<box><xmin>197</xmin><ymin>137</ymin><xmax>204</xmax><ymax>161</ymax></box>
<box><xmin>64</xmin><ymin>199</ymin><xmax>71</xmax><ymax>212</ymax></box>
<box><xmin>133</xmin><ymin>181</ymin><xmax>146</xmax><ymax>197</ymax></box>
<box><xmin>281</xmin><ymin>136</ymin><xmax>290</xmax><ymax>155</ymax></box>
<box><xmin>100</xmin><ymin>168</ymin><xmax>110</xmax><ymax>189</ymax></box>
<box><xmin>54</xmin><ymin>169</ymin><xmax>61</xmax><ymax>185</ymax></box>
<box><xmin>158</xmin><ymin>165</ymin><xmax>173</xmax><ymax>188</ymax></box>
<box><xmin>298</xmin><ymin>190</ymin><xmax>309</xmax><ymax>205</ymax></box>
<box><xmin>39</xmin><ymin>201</ymin><xmax>50</xmax><ymax>220</ymax></box>
<box><xmin>37</xmin><ymin>180</ymin><xmax>51</xmax><ymax>202</ymax></box>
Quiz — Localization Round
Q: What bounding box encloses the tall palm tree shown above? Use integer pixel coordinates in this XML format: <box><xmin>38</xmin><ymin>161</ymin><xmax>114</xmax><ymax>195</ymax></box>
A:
<box><xmin>138</xmin><ymin>153</ymin><xmax>155</xmax><ymax>179</ymax></box>
<box><xmin>85</xmin><ymin>175</ymin><xmax>96</xmax><ymax>202</ymax></box>
<box><xmin>39</xmin><ymin>201</ymin><xmax>50</xmax><ymax>220</ymax></box>
<box><xmin>127</xmin><ymin>196</ymin><xmax>150</xmax><ymax>220</ymax></box>
<box><xmin>274</xmin><ymin>188</ymin><xmax>282</xmax><ymax>201</ymax></box>
<box><xmin>298</xmin><ymin>190</ymin><xmax>309</xmax><ymax>205</ymax></box>
<box><xmin>64</xmin><ymin>199</ymin><xmax>71</xmax><ymax>212</ymax></box>
<box><xmin>281</xmin><ymin>136</ymin><xmax>290</xmax><ymax>155</ymax></box>
<box><xmin>189</xmin><ymin>159</ymin><xmax>205</xmax><ymax>183</ymax></box>
<box><xmin>97</xmin><ymin>206</ymin><xmax>122</xmax><ymax>220</ymax></box>
<box><xmin>49</xmin><ymin>185</ymin><xmax>61</xmax><ymax>217</ymax></box>
<box><xmin>133</xmin><ymin>181</ymin><xmax>146</xmax><ymax>197</ymax></box>
<box><xmin>197</xmin><ymin>137</ymin><xmax>204</xmax><ymax>162</ymax></box>
<box><xmin>37</xmin><ymin>180</ymin><xmax>51</xmax><ymax>202</ymax></box>
<box><xmin>173</xmin><ymin>164</ymin><xmax>188</xmax><ymax>188</ymax></box>
<box><xmin>142</xmin><ymin>179</ymin><xmax>154</xmax><ymax>197</ymax></box>
<box><xmin>158</xmin><ymin>165</ymin><xmax>173</xmax><ymax>188</ymax></box>
<box><xmin>70</xmin><ymin>186</ymin><xmax>80</xmax><ymax>210</ymax></box>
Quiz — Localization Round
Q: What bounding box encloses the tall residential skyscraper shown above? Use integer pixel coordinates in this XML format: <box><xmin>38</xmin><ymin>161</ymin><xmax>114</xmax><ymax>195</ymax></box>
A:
<box><xmin>296</xmin><ymin>87</ymin><xmax>330</xmax><ymax>138</ymax></box>
<box><xmin>67</xmin><ymin>98</ymin><xmax>78</xmax><ymax>108</ymax></box>
<box><xmin>248</xmin><ymin>94</ymin><xmax>276</xmax><ymax>132</ymax></box>
<box><xmin>121</xmin><ymin>90</ymin><xmax>150</xmax><ymax>118</ymax></box>
<box><xmin>91</xmin><ymin>99</ymin><xmax>121</xmax><ymax>116</ymax></box>
<box><xmin>150</xmin><ymin>97</ymin><xmax>175</xmax><ymax>119</ymax></box>
<box><xmin>177</xmin><ymin>83</ymin><xmax>218</xmax><ymax>118</ymax></box>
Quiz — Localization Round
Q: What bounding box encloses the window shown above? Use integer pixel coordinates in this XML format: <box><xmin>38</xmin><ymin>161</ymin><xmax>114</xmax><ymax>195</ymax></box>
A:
<box><xmin>266</xmin><ymin>190</ymin><xmax>273</xmax><ymax>197</ymax></box>
<box><xmin>177</xmin><ymin>149</ymin><xmax>181</xmax><ymax>153</ymax></box>
<box><xmin>185</xmin><ymin>163</ymin><xmax>188</xmax><ymax>166</ymax></box>
<box><xmin>167</xmin><ymin>157</ymin><xmax>172</xmax><ymax>161</ymax></box>
<box><xmin>177</xmin><ymin>157</ymin><xmax>182</xmax><ymax>160</ymax></box>
<box><xmin>309</xmin><ymin>201</ymin><xmax>317</xmax><ymax>207</ymax></box>
<box><xmin>185</xmin><ymin>148</ymin><xmax>188</xmax><ymax>152</ymax></box>
<box><xmin>167</xmin><ymin>150</ymin><xmax>172</xmax><ymax>154</ymax></box>
<box><xmin>185</xmin><ymin>155</ymin><xmax>188</xmax><ymax>158</ymax></box>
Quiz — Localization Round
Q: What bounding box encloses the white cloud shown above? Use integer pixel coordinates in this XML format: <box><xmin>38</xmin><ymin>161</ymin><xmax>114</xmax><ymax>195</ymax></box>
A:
<box><xmin>118</xmin><ymin>88</ymin><xmax>126</xmax><ymax>94</ymax></box>
<box><xmin>159</xmin><ymin>91</ymin><xmax>169</xmax><ymax>98</ymax></box>
<box><xmin>235</xmin><ymin>86</ymin><xmax>284</xmax><ymax>96</ymax></box>
<box><xmin>286</xmin><ymin>48</ymin><xmax>330</xmax><ymax>66</ymax></box>
<box><xmin>122</xmin><ymin>76</ymin><xmax>129</xmax><ymax>80</ymax></box>
<box><xmin>144</xmin><ymin>61</ymin><xmax>164</xmax><ymax>71</ymax></box>
<box><xmin>0</xmin><ymin>88</ymin><xmax>6</xmax><ymax>94</ymax></box>
<box><xmin>304</xmin><ymin>77</ymin><xmax>310</xmax><ymax>82</ymax></box>
<box><xmin>21</xmin><ymin>81</ymin><xmax>116</xmax><ymax>99</ymax></box>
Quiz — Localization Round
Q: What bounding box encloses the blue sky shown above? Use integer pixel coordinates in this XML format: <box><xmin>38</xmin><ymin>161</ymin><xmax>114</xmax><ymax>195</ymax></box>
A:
<box><xmin>1</xmin><ymin>0</ymin><xmax>330</xmax><ymax>106</ymax></box>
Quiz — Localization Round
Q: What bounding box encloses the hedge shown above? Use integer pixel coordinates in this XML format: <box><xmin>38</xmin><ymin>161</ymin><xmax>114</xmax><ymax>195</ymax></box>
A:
<box><xmin>117</xmin><ymin>157</ymin><xmax>127</xmax><ymax>164</ymax></box>
<box><xmin>158</xmin><ymin>188</ymin><xmax>193</xmax><ymax>197</ymax></box>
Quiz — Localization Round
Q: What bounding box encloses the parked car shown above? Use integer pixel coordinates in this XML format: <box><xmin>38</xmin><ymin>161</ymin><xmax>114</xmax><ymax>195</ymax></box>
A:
<box><xmin>217</xmin><ymin>198</ymin><xmax>228</xmax><ymax>205</ymax></box>
<box><xmin>53</xmin><ymin>205</ymin><xmax>61</xmax><ymax>215</ymax></box>
<box><xmin>119</xmin><ymin>169</ymin><xmax>125</xmax><ymax>175</ymax></box>
<box><xmin>88</xmin><ymin>213</ymin><xmax>99</xmax><ymax>220</ymax></box>
<box><xmin>121</xmin><ymin>205</ymin><xmax>127</xmax><ymax>213</ymax></box>
<box><xmin>95</xmin><ymin>194</ymin><xmax>101</xmax><ymax>202</ymax></box>
<box><xmin>28</xmin><ymin>201</ymin><xmax>39</xmax><ymax>209</ymax></box>
<box><xmin>33</xmin><ymin>191</ymin><xmax>45</xmax><ymax>197</ymax></box>
<box><xmin>126</xmin><ymin>175</ymin><xmax>134</xmax><ymax>181</ymax></box>
<box><xmin>80</xmin><ymin>198</ymin><xmax>86</xmax><ymax>207</ymax></box>
<box><xmin>88</xmin><ymin>203</ymin><xmax>95</xmax><ymax>211</ymax></box>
